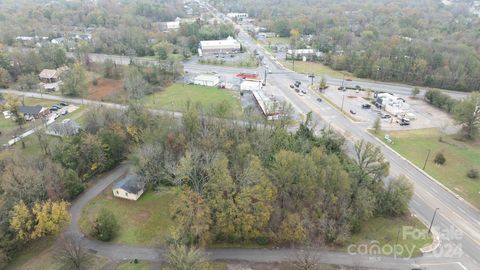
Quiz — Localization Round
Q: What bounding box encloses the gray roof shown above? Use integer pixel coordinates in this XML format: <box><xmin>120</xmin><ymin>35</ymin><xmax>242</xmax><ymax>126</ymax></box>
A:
<box><xmin>46</xmin><ymin>119</ymin><xmax>81</xmax><ymax>137</ymax></box>
<box><xmin>18</xmin><ymin>105</ymin><xmax>43</xmax><ymax>115</ymax></box>
<box><xmin>114</xmin><ymin>175</ymin><xmax>145</xmax><ymax>194</ymax></box>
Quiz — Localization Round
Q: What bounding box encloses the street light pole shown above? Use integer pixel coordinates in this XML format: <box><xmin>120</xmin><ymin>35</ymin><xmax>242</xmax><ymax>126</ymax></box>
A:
<box><xmin>428</xmin><ymin>208</ymin><xmax>439</xmax><ymax>234</ymax></box>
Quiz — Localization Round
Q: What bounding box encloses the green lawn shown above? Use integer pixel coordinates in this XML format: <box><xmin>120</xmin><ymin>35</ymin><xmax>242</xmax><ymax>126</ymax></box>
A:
<box><xmin>142</xmin><ymin>84</ymin><xmax>242</xmax><ymax>117</ymax></box>
<box><xmin>345</xmin><ymin>216</ymin><xmax>432</xmax><ymax>258</ymax></box>
<box><xmin>0</xmin><ymin>116</ymin><xmax>16</xmax><ymax>130</ymax></box>
<box><xmin>374</xmin><ymin>128</ymin><xmax>480</xmax><ymax>208</ymax></box>
<box><xmin>80</xmin><ymin>188</ymin><xmax>177</xmax><ymax>247</ymax></box>
<box><xmin>281</xmin><ymin>60</ymin><xmax>353</xmax><ymax>78</ymax></box>
<box><xmin>5</xmin><ymin>236</ymin><xmax>108</xmax><ymax>270</ymax></box>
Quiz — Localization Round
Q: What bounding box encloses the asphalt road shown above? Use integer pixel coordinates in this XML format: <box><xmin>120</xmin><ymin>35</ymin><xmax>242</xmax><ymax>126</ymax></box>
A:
<box><xmin>206</xmin><ymin>3</ymin><xmax>480</xmax><ymax>270</ymax></box>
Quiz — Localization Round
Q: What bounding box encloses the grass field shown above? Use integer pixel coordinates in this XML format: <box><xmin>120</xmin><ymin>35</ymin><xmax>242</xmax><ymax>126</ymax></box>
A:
<box><xmin>344</xmin><ymin>216</ymin><xmax>432</xmax><ymax>258</ymax></box>
<box><xmin>142</xmin><ymin>84</ymin><xmax>242</xmax><ymax>117</ymax></box>
<box><xmin>80</xmin><ymin>188</ymin><xmax>177</xmax><ymax>247</ymax></box>
<box><xmin>374</xmin><ymin>128</ymin><xmax>480</xmax><ymax>208</ymax></box>
<box><xmin>5</xmin><ymin>236</ymin><xmax>108</xmax><ymax>270</ymax></box>
<box><xmin>281</xmin><ymin>60</ymin><xmax>353</xmax><ymax>78</ymax></box>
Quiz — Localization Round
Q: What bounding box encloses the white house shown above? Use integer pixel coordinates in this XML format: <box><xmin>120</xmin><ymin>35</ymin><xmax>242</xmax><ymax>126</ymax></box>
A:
<box><xmin>112</xmin><ymin>175</ymin><xmax>145</xmax><ymax>201</ymax></box>
<box><xmin>240</xmin><ymin>80</ymin><xmax>262</xmax><ymax>91</ymax></box>
<box><xmin>161</xmin><ymin>17</ymin><xmax>182</xmax><ymax>32</ymax></box>
<box><xmin>199</xmin><ymin>36</ymin><xmax>241</xmax><ymax>54</ymax></box>
<box><xmin>193</xmin><ymin>74</ymin><xmax>220</xmax><ymax>87</ymax></box>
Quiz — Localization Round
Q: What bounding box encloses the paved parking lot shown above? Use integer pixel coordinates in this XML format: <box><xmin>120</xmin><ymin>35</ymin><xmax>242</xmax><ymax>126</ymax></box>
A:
<box><xmin>322</xmin><ymin>86</ymin><xmax>459</xmax><ymax>133</ymax></box>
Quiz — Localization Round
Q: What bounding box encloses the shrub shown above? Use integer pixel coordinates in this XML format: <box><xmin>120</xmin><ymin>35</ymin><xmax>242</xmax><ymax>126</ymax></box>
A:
<box><xmin>434</xmin><ymin>152</ymin><xmax>446</xmax><ymax>165</ymax></box>
<box><xmin>91</xmin><ymin>208</ymin><xmax>118</xmax><ymax>241</ymax></box>
<box><xmin>467</xmin><ymin>169</ymin><xmax>479</xmax><ymax>179</ymax></box>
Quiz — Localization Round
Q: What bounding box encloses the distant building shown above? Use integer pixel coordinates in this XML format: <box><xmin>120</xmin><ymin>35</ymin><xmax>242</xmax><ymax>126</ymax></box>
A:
<box><xmin>226</xmin><ymin>13</ymin><xmax>249</xmax><ymax>20</ymax></box>
<box><xmin>18</xmin><ymin>105</ymin><xmax>49</xmax><ymax>119</ymax></box>
<box><xmin>199</xmin><ymin>36</ymin><xmax>241</xmax><ymax>54</ymax></box>
<box><xmin>161</xmin><ymin>17</ymin><xmax>182</xmax><ymax>32</ymax></box>
<box><xmin>51</xmin><ymin>37</ymin><xmax>65</xmax><ymax>44</ymax></box>
<box><xmin>240</xmin><ymin>80</ymin><xmax>262</xmax><ymax>91</ymax></box>
<box><xmin>251</xmin><ymin>90</ymin><xmax>281</xmax><ymax>120</ymax></box>
<box><xmin>193</xmin><ymin>74</ymin><xmax>220</xmax><ymax>87</ymax></box>
<box><xmin>257</xmin><ymin>32</ymin><xmax>276</xmax><ymax>40</ymax></box>
<box><xmin>286</xmin><ymin>49</ymin><xmax>323</xmax><ymax>61</ymax></box>
<box><xmin>39</xmin><ymin>67</ymin><xmax>68</xmax><ymax>91</ymax></box>
<box><xmin>46</xmin><ymin>119</ymin><xmax>81</xmax><ymax>137</ymax></box>
<box><xmin>113</xmin><ymin>175</ymin><xmax>145</xmax><ymax>201</ymax></box>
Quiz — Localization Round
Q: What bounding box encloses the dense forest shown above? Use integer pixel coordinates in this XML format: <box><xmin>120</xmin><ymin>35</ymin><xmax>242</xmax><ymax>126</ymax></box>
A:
<box><xmin>0</xmin><ymin>99</ymin><xmax>413</xmax><ymax>266</ymax></box>
<box><xmin>215</xmin><ymin>0</ymin><xmax>480</xmax><ymax>91</ymax></box>
<box><xmin>0</xmin><ymin>0</ymin><xmax>235</xmax><ymax>57</ymax></box>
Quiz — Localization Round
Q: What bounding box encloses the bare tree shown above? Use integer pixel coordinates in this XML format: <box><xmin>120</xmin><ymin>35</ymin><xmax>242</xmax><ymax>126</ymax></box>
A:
<box><xmin>354</xmin><ymin>139</ymin><xmax>390</xmax><ymax>185</ymax></box>
<box><xmin>55</xmin><ymin>234</ymin><xmax>92</xmax><ymax>270</ymax></box>
<box><xmin>291</xmin><ymin>246</ymin><xmax>322</xmax><ymax>270</ymax></box>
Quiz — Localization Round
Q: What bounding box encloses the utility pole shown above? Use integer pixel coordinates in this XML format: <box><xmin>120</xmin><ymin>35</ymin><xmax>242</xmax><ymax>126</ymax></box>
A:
<box><xmin>422</xmin><ymin>149</ymin><xmax>431</xmax><ymax>170</ymax></box>
<box><xmin>428</xmin><ymin>208</ymin><xmax>439</xmax><ymax>234</ymax></box>
<box><xmin>340</xmin><ymin>75</ymin><xmax>346</xmax><ymax>112</ymax></box>
<box><xmin>264</xmin><ymin>68</ymin><xmax>267</xmax><ymax>85</ymax></box>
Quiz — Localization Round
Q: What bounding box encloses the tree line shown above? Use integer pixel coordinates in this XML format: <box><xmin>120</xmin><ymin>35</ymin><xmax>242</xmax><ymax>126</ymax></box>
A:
<box><xmin>135</xmin><ymin>107</ymin><xmax>414</xmax><ymax>247</ymax></box>
<box><xmin>425</xmin><ymin>90</ymin><xmax>480</xmax><ymax>139</ymax></box>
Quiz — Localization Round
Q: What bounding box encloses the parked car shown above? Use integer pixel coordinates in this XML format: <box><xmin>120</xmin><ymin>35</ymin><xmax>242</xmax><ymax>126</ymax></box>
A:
<box><xmin>381</xmin><ymin>114</ymin><xmax>391</xmax><ymax>119</ymax></box>
<box><xmin>59</xmin><ymin>102</ymin><xmax>68</xmax><ymax>106</ymax></box>
<box><xmin>49</xmin><ymin>107</ymin><xmax>58</xmax><ymax>112</ymax></box>
<box><xmin>295</xmin><ymin>88</ymin><xmax>300</xmax><ymax>93</ymax></box>
<box><xmin>338</xmin><ymin>86</ymin><xmax>346</xmax><ymax>91</ymax></box>
<box><xmin>346</xmin><ymin>78</ymin><xmax>353</xmax><ymax>81</ymax></box>
<box><xmin>316</xmin><ymin>98</ymin><xmax>322</xmax><ymax>102</ymax></box>
<box><xmin>290</xmin><ymin>84</ymin><xmax>295</xmax><ymax>89</ymax></box>
<box><xmin>294</xmin><ymin>81</ymin><xmax>301</xmax><ymax>87</ymax></box>
<box><xmin>301</xmin><ymin>89</ymin><xmax>307</xmax><ymax>94</ymax></box>
<box><xmin>361</xmin><ymin>104</ymin><xmax>371</xmax><ymax>109</ymax></box>
<box><xmin>400</xmin><ymin>121</ymin><xmax>410</xmax><ymax>126</ymax></box>
<box><xmin>350</xmin><ymin>109</ymin><xmax>356</xmax><ymax>115</ymax></box>
<box><xmin>61</xmin><ymin>110</ymin><xmax>68</xmax><ymax>115</ymax></box>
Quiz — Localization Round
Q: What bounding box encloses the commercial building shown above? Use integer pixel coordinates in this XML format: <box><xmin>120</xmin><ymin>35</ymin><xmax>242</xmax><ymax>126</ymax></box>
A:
<box><xmin>193</xmin><ymin>74</ymin><xmax>220</xmax><ymax>87</ymax></box>
<box><xmin>199</xmin><ymin>36</ymin><xmax>241</xmax><ymax>54</ymax></box>
<box><xmin>226</xmin><ymin>13</ymin><xmax>249</xmax><ymax>20</ymax></box>
<box><xmin>240</xmin><ymin>80</ymin><xmax>262</xmax><ymax>91</ymax></box>
<box><xmin>251</xmin><ymin>90</ymin><xmax>281</xmax><ymax>120</ymax></box>
<box><xmin>286</xmin><ymin>49</ymin><xmax>323</xmax><ymax>61</ymax></box>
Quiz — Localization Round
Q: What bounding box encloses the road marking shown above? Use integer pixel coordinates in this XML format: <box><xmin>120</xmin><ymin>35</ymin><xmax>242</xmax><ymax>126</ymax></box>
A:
<box><xmin>458</xmin><ymin>207</ymin><xmax>467</xmax><ymax>215</ymax></box>
<box><xmin>421</xmin><ymin>262</ymin><xmax>468</xmax><ymax>270</ymax></box>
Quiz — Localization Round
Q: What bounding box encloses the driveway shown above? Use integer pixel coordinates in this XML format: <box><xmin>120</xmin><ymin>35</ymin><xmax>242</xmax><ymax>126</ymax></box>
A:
<box><xmin>63</xmin><ymin>163</ymin><xmax>468</xmax><ymax>270</ymax></box>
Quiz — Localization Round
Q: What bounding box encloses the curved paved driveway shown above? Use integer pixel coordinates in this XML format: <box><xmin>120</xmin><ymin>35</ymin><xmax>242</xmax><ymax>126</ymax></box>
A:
<box><xmin>65</xmin><ymin>164</ymin><xmax>466</xmax><ymax>270</ymax></box>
